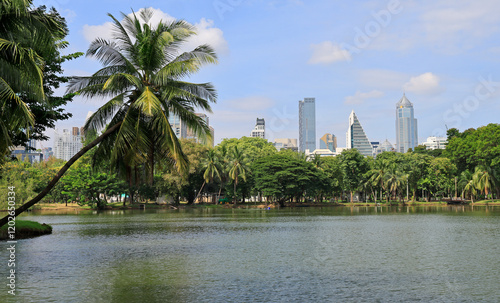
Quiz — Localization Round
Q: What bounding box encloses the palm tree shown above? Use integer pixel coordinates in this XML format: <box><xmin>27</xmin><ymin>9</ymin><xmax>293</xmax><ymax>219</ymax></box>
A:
<box><xmin>385</xmin><ymin>168</ymin><xmax>406</xmax><ymax>203</ymax></box>
<box><xmin>0</xmin><ymin>8</ymin><xmax>217</xmax><ymax>227</ymax></box>
<box><xmin>473</xmin><ymin>166</ymin><xmax>497</xmax><ymax>202</ymax></box>
<box><xmin>69</xmin><ymin>9</ymin><xmax>217</xmax><ymax>182</ymax></box>
<box><xmin>195</xmin><ymin>149</ymin><xmax>221</xmax><ymax>203</ymax></box>
<box><xmin>0</xmin><ymin>0</ymin><xmax>66</xmax><ymax>158</ymax></box>
<box><xmin>462</xmin><ymin>179</ymin><xmax>477</xmax><ymax>203</ymax></box>
<box><xmin>215</xmin><ymin>145</ymin><xmax>229</xmax><ymax>203</ymax></box>
<box><xmin>367</xmin><ymin>159</ymin><xmax>391</xmax><ymax>202</ymax></box>
<box><xmin>228</xmin><ymin>146</ymin><xmax>249</xmax><ymax>204</ymax></box>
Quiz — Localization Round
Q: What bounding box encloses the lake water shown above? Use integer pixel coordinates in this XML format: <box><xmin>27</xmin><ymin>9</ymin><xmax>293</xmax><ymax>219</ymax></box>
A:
<box><xmin>1</xmin><ymin>206</ymin><xmax>500</xmax><ymax>302</ymax></box>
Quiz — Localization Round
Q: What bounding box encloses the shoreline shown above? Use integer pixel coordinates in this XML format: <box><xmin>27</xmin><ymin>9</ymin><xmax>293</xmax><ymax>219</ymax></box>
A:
<box><xmin>1</xmin><ymin>200</ymin><xmax>498</xmax><ymax>213</ymax></box>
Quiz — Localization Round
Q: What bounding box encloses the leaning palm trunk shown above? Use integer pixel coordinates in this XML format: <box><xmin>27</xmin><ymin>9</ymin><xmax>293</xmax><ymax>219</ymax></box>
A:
<box><xmin>195</xmin><ymin>181</ymin><xmax>206</xmax><ymax>203</ymax></box>
<box><xmin>0</xmin><ymin>122</ymin><xmax>122</xmax><ymax>227</ymax></box>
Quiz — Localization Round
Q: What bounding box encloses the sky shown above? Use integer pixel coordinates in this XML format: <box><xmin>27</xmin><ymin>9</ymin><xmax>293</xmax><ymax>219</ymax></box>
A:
<box><xmin>36</xmin><ymin>0</ymin><xmax>500</xmax><ymax>148</ymax></box>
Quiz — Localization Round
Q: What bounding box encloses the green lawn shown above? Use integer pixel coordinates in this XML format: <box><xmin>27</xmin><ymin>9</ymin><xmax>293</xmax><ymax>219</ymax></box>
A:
<box><xmin>0</xmin><ymin>220</ymin><xmax>52</xmax><ymax>240</ymax></box>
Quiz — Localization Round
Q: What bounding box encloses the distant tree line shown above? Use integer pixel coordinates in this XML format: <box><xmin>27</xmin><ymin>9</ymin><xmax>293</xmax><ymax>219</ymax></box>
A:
<box><xmin>2</xmin><ymin>124</ymin><xmax>499</xmax><ymax>210</ymax></box>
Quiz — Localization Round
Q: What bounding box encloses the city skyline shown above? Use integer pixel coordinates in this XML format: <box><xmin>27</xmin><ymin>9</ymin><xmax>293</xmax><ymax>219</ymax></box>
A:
<box><xmin>42</xmin><ymin>1</ymin><xmax>500</xmax><ymax>148</ymax></box>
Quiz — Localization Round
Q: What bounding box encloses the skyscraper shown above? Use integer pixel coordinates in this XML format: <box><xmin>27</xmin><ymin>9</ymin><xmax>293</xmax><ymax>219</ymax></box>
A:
<box><xmin>250</xmin><ymin>118</ymin><xmax>265</xmax><ymax>139</ymax></box>
<box><xmin>299</xmin><ymin>98</ymin><xmax>316</xmax><ymax>152</ymax></box>
<box><xmin>319</xmin><ymin>133</ymin><xmax>337</xmax><ymax>152</ymax></box>
<box><xmin>346</xmin><ymin>110</ymin><xmax>373</xmax><ymax>157</ymax></box>
<box><xmin>395</xmin><ymin>94</ymin><xmax>418</xmax><ymax>153</ymax></box>
<box><xmin>168</xmin><ymin>113</ymin><xmax>188</xmax><ymax>138</ymax></box>
<box><xmin>54</xmin><ymin>128</ymin><xmax>83</xmax><ymax>161</ymax></box>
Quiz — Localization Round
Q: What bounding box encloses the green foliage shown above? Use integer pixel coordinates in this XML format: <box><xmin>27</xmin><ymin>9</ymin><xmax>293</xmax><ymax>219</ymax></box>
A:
<box><xmin>0</xmin><ymin>1</ymin><xmax>68</xmax><ymax>161</ymax></box>
<box><xmin>252</xmin><ymin>152</ymin><xmax>326</xmax><ymax>206</ymax></box>
<box><xmin>338</xmin><ymin>149</ymin><xmax>369</xmax><ymax>202</ymax></box>
<box><xmin>216</xmin><ymin>137</ymin><xmax>277</xmax><ymax>163</ymax></box>
<box><xmin>159</xmin><ymin>139</ymin><xmax>209</xmax><ymax>204</ymax></box>
<box><xmin>444</xmin><ymin>124</ymin><xmax>500</xmax><ymax>173</ymax></box>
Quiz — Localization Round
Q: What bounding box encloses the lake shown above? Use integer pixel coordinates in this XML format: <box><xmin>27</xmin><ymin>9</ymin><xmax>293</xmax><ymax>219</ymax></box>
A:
<box><xmin>1</xmin><ymin>206</ymin><xmax>499</xmax><ymax>302</ymax></box>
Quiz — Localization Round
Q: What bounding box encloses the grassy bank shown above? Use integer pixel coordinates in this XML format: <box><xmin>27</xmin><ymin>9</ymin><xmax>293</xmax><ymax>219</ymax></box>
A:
<box><xmin>0</xmin><ymin>220</ymin><xmax>52</xmax><ymax>240</ymax></box>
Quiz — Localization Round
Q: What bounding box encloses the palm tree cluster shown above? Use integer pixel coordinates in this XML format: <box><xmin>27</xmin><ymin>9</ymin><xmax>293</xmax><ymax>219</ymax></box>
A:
<box><xmin>460</xmin><ymin>166</ymin><xmax>498</xmax><ymax>203</ymax></box>
<box><xmin>196</xmin><ymin>145</ymin><xmax>250</xmax><ymax>204</ymax></box>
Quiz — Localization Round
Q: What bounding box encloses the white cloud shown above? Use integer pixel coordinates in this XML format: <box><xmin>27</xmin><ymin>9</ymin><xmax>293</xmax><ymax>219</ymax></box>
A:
<box><xmin>344</xmin><ymin>90</ymin><xmax>384</xmax><ymax>105</ymax></box>
<box><xmin>183</xmin><ymin>18</ymin><xmax>229</xmax><ymax>55</ymax></box>
<box><xmin>82</xmin><ymin>8</ymin><xmax>228</xmax><ymax>55</ymax></box>
<box><xmin>308</xmin><ymin>41</ymin><xmax>351</xmax><ymax>64</ymax></box>
<box><xmin>403</xmin><ymin>72</ymin><xmax>443</xmax><ymax>96</ymax></box>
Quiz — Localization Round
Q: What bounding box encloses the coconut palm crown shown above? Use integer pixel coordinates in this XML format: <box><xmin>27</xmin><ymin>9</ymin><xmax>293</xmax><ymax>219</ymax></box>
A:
<box><xmin>67</xmin><ymin>8</ymin><xmax>218</xmax><ymax>178</ymax></box>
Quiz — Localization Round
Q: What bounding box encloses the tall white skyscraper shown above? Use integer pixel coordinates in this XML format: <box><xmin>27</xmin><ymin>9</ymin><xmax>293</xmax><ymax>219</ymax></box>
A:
<box><xmin>299</xmin><ymin>98</ymin><xmax>316</xmax><ymax>152</ymax></box>
<box><xmin>54</xmin><ymin>127</ymin><xmax>83</xmax><ymax>161</ymax></box>
<box><xmin>250</xmin><ymin>118</ymin><xmax>265</xmax><ymax>139</ymax></box>
<box><xmin>346</xmin><ymin>110</ymin><xmax>373</xmax><ymax>157</ymax></box>
<box><xmin>396</xmin><ymin>94</ymin><xmax>418</xmax><ymax>153</ymax></box>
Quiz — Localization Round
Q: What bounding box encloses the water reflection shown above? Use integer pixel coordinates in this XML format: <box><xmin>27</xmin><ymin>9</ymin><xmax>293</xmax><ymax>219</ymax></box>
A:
<box><xmin>0</xmin><ymin>206</ymin><xmax>499</xmax><ymax>302</ymax></box>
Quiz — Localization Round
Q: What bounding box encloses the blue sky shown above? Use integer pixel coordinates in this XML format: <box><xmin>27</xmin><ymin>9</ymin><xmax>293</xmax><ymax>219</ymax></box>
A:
<box><xmin>37</xmin><ymin>0</ymin><xmax>500</xmax><ymax>147</ymax></box>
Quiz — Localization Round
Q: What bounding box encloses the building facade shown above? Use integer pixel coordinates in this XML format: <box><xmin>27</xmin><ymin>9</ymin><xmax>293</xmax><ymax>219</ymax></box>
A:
<box><xmin>168</xmin><ymin>113</ymin><xmax>188</xmax><ymax>139</ymax></box>
<box><xmin>320</xmin><ymin>133</ymin><xmax>337</xmax><ymax>152</ymax></box>
<box><xmin>299</xmin><ymin>97</ymin><xmax>316</xmax><ymax>152</ymax></box>
<box><xmin>172</xmin><ymin>113</ymin><xmax>214</xmax><ymax>146</ymax></box>
<box><xmin>422</xmin><ymin>136</ymin><xmax>447</xmax><ymax>150</ymax></box>
<box><xmin>396</xmin><ymin>94</ymin><xmax>418</xmax><ymax>153</ymax></box>
<box><xmin>346</xmin><ymin>110</ymin><xmax>373</xmax><ymax>157</ymax></box>
<box><xmin>250</xmin><ymin>118</ymin><xmax>265</xmax><ymax>139</ymax></box>
<box><xmin>54</xmin><ymin>127</ymin><xmax>83</xmax><ymax>161</ymax></box>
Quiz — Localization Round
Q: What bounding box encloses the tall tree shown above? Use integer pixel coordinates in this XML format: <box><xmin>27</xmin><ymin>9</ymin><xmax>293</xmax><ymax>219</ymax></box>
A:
<box><xmin>338</xmin><ymin>149</ymin><xmax>369</xmax><ymax>203</ymax></box>
<box><xmin>0</xmin><ymin>1</ymin><xmax>66</xmax><ymax>160</ymax></box>
<box><xmin>228</xmin><ymin>146</ymin><xmax>249</xmax><ymax>204</ymax></box>
<box><xmin>0</xmin><ymin>8</ymin><xmax>217</xmax><ymax>227</ymax></box>
<box><xmin>473</xmin><ymin>166</ymin><xmax>497</xmax><ymax>202</ymax></box>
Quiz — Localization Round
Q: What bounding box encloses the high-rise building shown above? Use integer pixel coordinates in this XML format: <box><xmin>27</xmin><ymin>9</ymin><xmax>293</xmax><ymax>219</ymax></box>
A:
<box><xmin>396</xmin><ymin>94</ymin><xmax>418</xmax><ymax>153</ymax></box>
<box><xmin>54</xmin><ymin>128</ymin><xmax>83</xmax><ymax>161</ymax></box>
<box><xmin>346</xmin><ymin>110</ymin><xmax>373</xmax><ymax>157</ymax></box>
<box><xmin>320</xmin><ymin>133</ymin><xmax>337</xmax><ymax>152</ymax></box>
<box><xmin>168</xmin><ymin>113</ymin><xmax>188</xmax><ymax>139</ymax></box>
<box><xmin>299</xmin><ymin>98</ymin><xmax>316</xmax><ymax>152</ymax></box>
<box><xmin>250</xmin><ymin>118</ymin><xmax>265</xmax><ymax>139</ymax></box>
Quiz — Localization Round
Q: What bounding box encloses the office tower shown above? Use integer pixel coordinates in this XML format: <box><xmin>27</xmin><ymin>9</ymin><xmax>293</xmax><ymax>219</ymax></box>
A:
<box><xmin>346</xmin><ymin>110</ymin><xmax>373</xmax><ymax>157</ymax></box>
<box><xmin>319</xmin><ymin>133</ymin><xmax>337</xmax><ymax>152</ymax></box>
<box><xmin>54</xmin><ymin>128</ymin><xmax>83</xmax><ymax>161</ymax></box>
<box><xmin>250</xmin><ymin>118</ymin><xmax>265</xmax><ymax>139</ymax></box>
<box><xmin>299</xmin><ymin>98</ymin><xmax>316</xmax><ymax>152</ymax></box>
<box><xmin>168</xmin><ymin>113</ymin><xmax>188</xmax><ymax>139</ymax></box>
<box><xmin>395</xmin><ymin>94</ymin><xmax>418</xmax><ymax>153</ymax></box>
